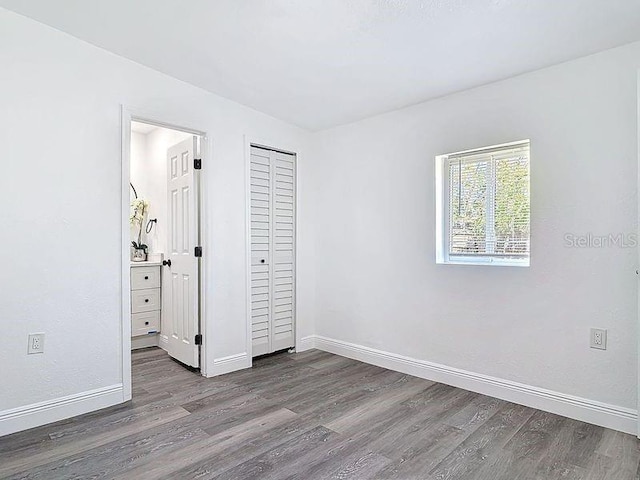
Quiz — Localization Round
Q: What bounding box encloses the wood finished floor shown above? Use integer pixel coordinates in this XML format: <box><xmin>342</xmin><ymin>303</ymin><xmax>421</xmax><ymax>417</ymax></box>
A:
<box><xmin>1</xmin><ymin>348</ymin><xmax>639</xmax><ymax>480</ymax></box>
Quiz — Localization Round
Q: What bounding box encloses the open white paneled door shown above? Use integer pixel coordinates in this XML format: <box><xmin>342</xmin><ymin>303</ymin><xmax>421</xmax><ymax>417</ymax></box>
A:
<box><xmin>250</xmin><ymin>146</ymin><xmax>296</xmax><ymax>357</ymax></box>
<box><xmin>162</xmin><ymin>136</ymin><xmax>200</xmax><ymax>368</ymax></box>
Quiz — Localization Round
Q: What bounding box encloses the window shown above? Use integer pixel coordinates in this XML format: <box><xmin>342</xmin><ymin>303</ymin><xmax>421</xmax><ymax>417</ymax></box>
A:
<box><xmin>436</xmin><ymin>140</ymin><xmax>530</xmax><ymax>266</ymax></box>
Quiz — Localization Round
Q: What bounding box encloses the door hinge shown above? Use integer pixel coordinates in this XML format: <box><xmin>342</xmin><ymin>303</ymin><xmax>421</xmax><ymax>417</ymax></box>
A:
<box><xmin>195</xmin><ymin>334</ymin><xmax>203</xmax><ymax>345</ymax></box>
<box><xmin>194</xmin><ymin>158</ymin><xmax>202</xmax><ymax>170</ymax></box>
<box><xmin>194</xmin><ymin>246</ymin><xmax>202</xmax><ymax>257</ymax></box>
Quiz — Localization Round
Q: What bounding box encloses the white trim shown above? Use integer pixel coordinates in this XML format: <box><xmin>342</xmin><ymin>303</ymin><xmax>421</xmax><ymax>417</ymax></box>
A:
<box><xmin>445</xmin><ymin>139</ymin><xmax>530</xmax><ymax>159</ymax></box>
<box><xmin>444</xmin><ymin>256</ymin><xmax>530</xmax><ymax>267</ymax></box>
<box><xmin>131</xmin><ymin>334</ymin><xmax>160</xmax><ymax>350</ymax></box>
<box><xmin>310</xmin><ymin>335</ymin><xmax>637</xmax><ymax>435</ymax></box>
<box><xmin>207</xmin><ymin>353</ymin><xmax>251</xmax><ymax>377</ymax></box>
<box><xmin>297</xmin><ymin>335</ymin><xmax>317</xmax><ymax>352</ymax></box>
<box><xmin>198</xmin><ymin>132</ymin><xmax>212</xmax><ymax>377</ymax></box>
<box><xmin>636</xmin><ymin>68</ymin><xmax>640</xmax><ymax>439</ymax></box>
<box><xmin>243</xmin><ymin>136</ymin><xmax>303</xmax><ymax>362</ymax></box>
<box><xmin>0</xmin><ymin>384</ymin><xmax>124</xmax><ymax>437</ymax></box>
<box><xmin>435</xmin><ymin>139</ymin><xmax>531</xmax><ymax>267</ymax></box>
<box><xmin>243</xmin><ymin>137</ymin><xmax>253</xmax><ymax>366</ymax></box>
<box><xmin>120</xmin><ymin>107</ymin><xmax>133</xmax><ymax>402</ymax></box>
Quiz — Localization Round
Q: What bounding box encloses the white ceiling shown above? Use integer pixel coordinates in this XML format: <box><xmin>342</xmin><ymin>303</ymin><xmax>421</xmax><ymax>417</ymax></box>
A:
<box><xmin>3</xmin><ymin>1</ymin><xmax>640</xmax><ymax>130</ymax></box>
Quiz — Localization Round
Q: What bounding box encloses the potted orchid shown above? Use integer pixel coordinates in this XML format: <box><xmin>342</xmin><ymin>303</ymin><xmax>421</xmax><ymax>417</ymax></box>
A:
<box><xmin>130</xmin><ymin>198</ymin><xmax>150</xmax><ymax>261</ymax></box>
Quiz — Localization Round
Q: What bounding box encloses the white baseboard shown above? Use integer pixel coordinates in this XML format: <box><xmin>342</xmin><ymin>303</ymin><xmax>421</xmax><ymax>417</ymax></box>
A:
<box><xmin>207</xmin><ymin>352</ymin><xmax>251</xmax><ymax>377</ymax></box>
<box><xmin>0</xmin><ymin>384</ymin><xmax>124</xmax><ymax>437</ymax></box>
<box><xmin>296</xmin><ymin>335</ymin><xmax>316</xmax><ymax>352</ymax></box>
<box><xmin>310</xmin><ymin>335</ymin><xmax>637</xmax><ymax>435</ymax></box>
<box><xmin>131</xmin><ymin>334</ymin><xmax>159</xmax><ymax>350</ymax></box>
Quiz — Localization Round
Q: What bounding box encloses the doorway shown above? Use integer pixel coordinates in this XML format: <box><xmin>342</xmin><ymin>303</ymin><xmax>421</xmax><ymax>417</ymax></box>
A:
<box><xmin>121</xmin><ymin>109</ymin><xmax>208</xmax><ymax>400</ymax></box>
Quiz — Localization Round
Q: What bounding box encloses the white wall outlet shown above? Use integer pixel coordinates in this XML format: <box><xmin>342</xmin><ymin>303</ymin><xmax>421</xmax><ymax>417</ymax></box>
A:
<box><xmin>590</xmin><ymin>328</ymin><xmax>607</xmax><ymax>350</ymax></box>
<box><xmin>28</xmin><ymin>333</ymin><xmax>45</xmax><ymax>354</ymax></box>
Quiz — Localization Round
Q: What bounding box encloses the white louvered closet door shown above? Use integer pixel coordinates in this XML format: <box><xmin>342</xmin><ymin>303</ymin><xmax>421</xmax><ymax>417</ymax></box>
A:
<box><xmin>250</xmin><ymin>146</ymin><xmax>296</xmax><ymax>357</ymax></box>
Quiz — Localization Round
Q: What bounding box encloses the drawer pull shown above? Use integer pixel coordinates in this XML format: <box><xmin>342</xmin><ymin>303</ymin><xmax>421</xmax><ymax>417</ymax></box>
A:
<box><xmin>145</xmin><ymin>321</ymin><xmax>149</xmax><ymax>325</ymax></box>
<box><xmin>145</xmin><ymin>299</ymin><xmax>149</xmax><ymax>303</ymax></box>
<box><xmin>144</xmin><ymin>276</ymin><xmax>149</xmax><ymax>280</ymax></box>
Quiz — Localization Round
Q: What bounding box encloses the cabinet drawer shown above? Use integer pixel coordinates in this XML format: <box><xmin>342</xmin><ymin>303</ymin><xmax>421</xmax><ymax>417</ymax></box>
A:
<box><xmin>131</xmin><ymin>288</ymin><xmax>161</xmax><ymax>314</ymax></box>
<box><xmin>131</xmin><ymin>266</ymin><xmax>161</xmax><ymax>290</ymax></box>
<box><xmin>132</xmin><ymin>311</ymin><xmax>160</xmax><ymax>337</ymax></box>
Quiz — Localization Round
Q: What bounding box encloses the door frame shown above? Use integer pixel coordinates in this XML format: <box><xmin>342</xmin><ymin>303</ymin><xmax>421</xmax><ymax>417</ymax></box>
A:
<box><xmin>121</xmin><ymin>105</ymin><xmax>210</xmax><ymax>400</ymax></box>
<box><xmin>637</xmin><ymin>70</ymin><xmax>640</xmax><ymax>439</ymax></box>
<box><xmin>244</xmin><ymin>136</ymin><xmax>301</xmax><ymax>364</ymax></box>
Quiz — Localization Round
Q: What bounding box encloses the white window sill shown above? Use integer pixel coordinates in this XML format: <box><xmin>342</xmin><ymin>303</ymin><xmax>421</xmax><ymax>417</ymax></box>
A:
<box><xmin>437</xmin><ymin>257</ymin><xmax>530</xmax><ymax>267</ymax></box>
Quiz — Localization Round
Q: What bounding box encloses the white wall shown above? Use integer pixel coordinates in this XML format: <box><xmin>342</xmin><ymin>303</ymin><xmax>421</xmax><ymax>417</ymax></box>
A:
<box><xmin>130</xmin><ymin>127</ymin><xmax>191</xmax><ymax>255</ymax></box>
<box><xmin>308</xmin><ymin>42</ymin><xmax>640</xmax><ymax>415</ymax></box>
<box><xmin>129</xmin><ymin>131</ymin><xmax>147</xmax><ymax>206</ymax></box>
<box><xmin>130</xmin><ymin>131</ymin><xmax>150</xmax><ymax>251</ymax></box>
<box><xmin>0</xmin><ymin>8</ymin><xmax>310</xmax><ymax>432</ymax></box>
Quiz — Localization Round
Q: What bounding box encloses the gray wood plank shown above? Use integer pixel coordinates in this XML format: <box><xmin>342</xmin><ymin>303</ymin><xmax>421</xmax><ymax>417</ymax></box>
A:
<box><xmin>112</xmin><ymin>408</ymin><xmax>298</xmax><ymax>480</ymax></box>
<box><xmin>428</xmin><ymin>402</ymin><xmax>535</xmax><ymax>480</ymax></box>
<box><xmin>324</xmin><ymin>381</ymin><xmax>431</xmax><ymax>433</ymax></box>
<box><xmin>590</xmin><ymin>429</ymin><xmax>640</xmax><ymax>479</ymax></box>
<box><xmin>371</xmin><ymin>387</ymin><xmax>504</xmax><ymax>477</ymax></box>
<box><xmin>563</xmin><ymin>418</ymin><xmax>605</xmax><ymax>469</ymax></box>
<box><xmin>533</xmin><ymin>417</ymin><xmax>587</xmax><ymax>479</ymax></box>
<box><xmin>0</xmin><ymin>405</ymin><xmax>191</xmax><ymax>478</ymax></box>
<box><xmin>503</xmin><ymin>410</ymin><xmax>566</xmax><ymax>463</ymax></box>
<box><xmin>7</xmin><ymin>425</ymin><xmax>210</xmax><ymax>480</ymax></box>
<box><xmin>375</xmin><ymin>424</ymin><xmax>468</xmax><ymax>479</ymax></box>
<box><xmin>211</xmin><ymin>426</ymin><xmax>339</xmax><ymax>480</ymax></box>
<box><xmin>277</xmin><ymin>431</ymin><xmax>392</xmax><ymax>480</ymax></box>
<box><xmin>1</xmin><ymin>347</ymin><xmax>637</xmax><ymax>480</ymax></box>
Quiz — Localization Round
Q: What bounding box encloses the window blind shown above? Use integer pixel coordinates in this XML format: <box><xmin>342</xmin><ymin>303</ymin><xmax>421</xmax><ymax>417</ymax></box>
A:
<box><xmin>447</xmin><ymin>142</ymin><xmax>530</xmax><ymax>260</ymax></box>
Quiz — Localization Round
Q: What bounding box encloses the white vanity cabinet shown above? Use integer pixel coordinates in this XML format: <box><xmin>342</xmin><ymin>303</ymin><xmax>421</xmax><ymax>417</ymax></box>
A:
<box><xmin>130</xmin><ymin>263</ymin><xmax>161</xmax><ymax>338</ymax></box>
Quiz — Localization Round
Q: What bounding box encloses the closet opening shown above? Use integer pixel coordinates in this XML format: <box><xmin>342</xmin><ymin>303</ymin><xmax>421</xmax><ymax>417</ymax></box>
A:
<box><xmin>122</xmin><ymin>111</ymin><xmax>208</xmax><ymax>401</ymax></box>
<box><xmin>248</xmin><ymin>144</ymin><xmax>297</xmax><ymax>359</ymax></box>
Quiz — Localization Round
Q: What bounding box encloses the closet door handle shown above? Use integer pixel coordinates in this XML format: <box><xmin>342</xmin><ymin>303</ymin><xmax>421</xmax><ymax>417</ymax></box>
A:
<box><xmin>144</xmin><ymin>276</ymin><xmax>149</xmax><ymax>280</ymax></box>
<box><xmin>144</xmin><ymin>299</ymin><xmax>149</xmax><ymax>303</ymax></box>
<box><xmin>163</xmin><ymin>259</ymin><xmax>172</xmax><ymax>267</ymax></box>
<box><xmin>260</xmin><ymin>259</ymin><xmax>265</xmax><ymax>264</ymax></box>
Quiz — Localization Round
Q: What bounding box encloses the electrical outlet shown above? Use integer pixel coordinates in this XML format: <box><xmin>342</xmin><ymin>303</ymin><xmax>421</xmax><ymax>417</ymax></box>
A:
<box><xmin>28</xmin><ymin>333</ymin><xmax>45</xmax><ymax>354</ymax></box>
<box><xmin>590</xmin><ymin>328</ymin><xmax>607</xmax><ymax>350</ymax></box>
